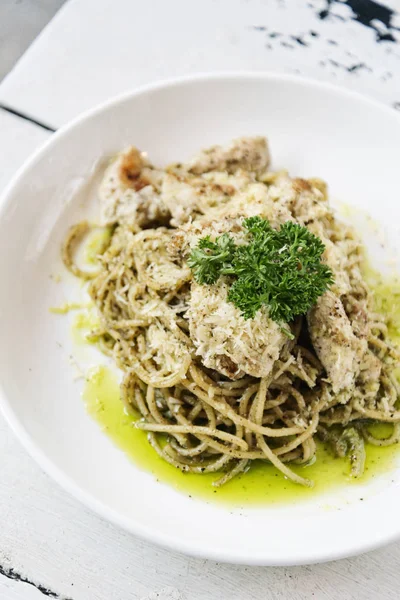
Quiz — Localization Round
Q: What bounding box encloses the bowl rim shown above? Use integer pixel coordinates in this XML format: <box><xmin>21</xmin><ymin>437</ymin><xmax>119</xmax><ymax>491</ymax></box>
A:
<box><xmin>1</xmin><ymin>71</ymin><xmax>400</xmax><ymax>566</ymax></box>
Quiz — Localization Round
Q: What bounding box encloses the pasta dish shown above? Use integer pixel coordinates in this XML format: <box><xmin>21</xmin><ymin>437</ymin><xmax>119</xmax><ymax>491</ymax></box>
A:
<box><xmin>62</xmin><ymin>137</ymin><xmax>400</xmax><ymax>488</ymax></box>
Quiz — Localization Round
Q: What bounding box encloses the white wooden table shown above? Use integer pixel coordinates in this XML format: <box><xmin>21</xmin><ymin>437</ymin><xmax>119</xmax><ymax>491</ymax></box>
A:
<box><xmin>0</xmin><ymin>1</ymin><xmax>399</xmax><ymax>598</ymax></box>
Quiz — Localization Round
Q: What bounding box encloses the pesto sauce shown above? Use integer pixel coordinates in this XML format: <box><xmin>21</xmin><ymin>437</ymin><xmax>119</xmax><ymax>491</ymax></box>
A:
<box><xmin>73</xmin><ymin>271</ymin><xmax>400</xmax><ymax>506</ymax></box>
<box><xmin>71</xmin><ymin>310</ymin><xmax>100</xmax><ymax>345</ymax></box>
<box><xmin>82</xmin><ymin>365</ymin><xmax>398</xmax><ymax>506</ymax></box>
<box><xmin>49</xmin><ymin>302</ymin><xmax>90</xmax><ymax>315</ymax></box>
<box><xmin>84</xmin><ymin>228</ymin><xmax>112</xmax><ymax>266</ymax></box>
<box><xmin>367</xmin><ymin>274</ymin><xmax>400</xmax><ymax>345</ymax></box>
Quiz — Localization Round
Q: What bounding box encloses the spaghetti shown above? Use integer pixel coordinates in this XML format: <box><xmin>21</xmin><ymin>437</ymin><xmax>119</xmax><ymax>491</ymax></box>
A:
<box><xmin>62</xmin><ymin>138</ymin><xmax>400</xmax><ymax>487</ymax></box>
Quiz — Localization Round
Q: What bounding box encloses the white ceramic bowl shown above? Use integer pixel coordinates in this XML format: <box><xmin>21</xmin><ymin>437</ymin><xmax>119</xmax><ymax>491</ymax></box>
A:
<box><xmin>1</xmin><ymin>74</ymin><xmax>400</xmax><ymax>566</ymax></box>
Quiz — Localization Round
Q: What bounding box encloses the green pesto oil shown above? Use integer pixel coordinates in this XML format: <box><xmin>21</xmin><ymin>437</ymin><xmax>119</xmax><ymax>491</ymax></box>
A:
<box><xmin>71</xmin><ymin>309</ymin><xmax>100</xmax><ymax>346</ymax></box>
<box><xmin>364</xmin><ymin>268</ymin><xmax>400</xmax><ymax>345</ymax></box>
<box><xmin>84</xmin><ymin>227</ymin><xmax>112</xmax><ymax>266</ymax></box>
<box><xmin>82</xmin><ymin>366</ymin><xmax>399</xmax><ymax>507</ymax></box>
<box><xmin>74</xmin><ymin>269</ymin><xmax>400</xmax><ymax>506</ymax></box>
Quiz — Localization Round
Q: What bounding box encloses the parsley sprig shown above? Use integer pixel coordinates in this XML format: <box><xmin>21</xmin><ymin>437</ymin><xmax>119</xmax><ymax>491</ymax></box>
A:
<box><xmin>188</xmin><ymin>216</ymin><xmax>334</xmax><ymax>323</ymax></box>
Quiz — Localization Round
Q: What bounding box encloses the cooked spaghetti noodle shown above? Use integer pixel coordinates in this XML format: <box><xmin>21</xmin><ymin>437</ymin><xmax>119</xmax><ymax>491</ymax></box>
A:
<box><xmin>62</xmin><ymin>137</ymin><xmax>400</xmax><ymax>487</ymax></box>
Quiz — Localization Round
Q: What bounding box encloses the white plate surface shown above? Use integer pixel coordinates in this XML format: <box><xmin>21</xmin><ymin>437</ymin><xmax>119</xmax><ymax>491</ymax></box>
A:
<box><xmin>0</xmin><ymin>73</ymin><xmax>400</xmax><ymax>566</ymax></box>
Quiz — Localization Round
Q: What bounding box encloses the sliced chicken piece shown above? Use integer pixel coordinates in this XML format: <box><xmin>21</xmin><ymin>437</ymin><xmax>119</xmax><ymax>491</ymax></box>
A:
<box><xmin>307</xmin><ymin>223</ymin><xmax>351</xmax><ymax>297</ymax></box>
<box><xmin>161</xmin><ymin>170</ymin><xmax>252</xmax><ymax>227</ymax></box>
<box><xmin>291</xmin><ymin>178</ymin><xmax>329</xmax><ymax>222</ymax></box>
<box><xmin>161</xmin><ymin>173</ymin><xmax>200</xmax><ymax>226</ymax></box>
<box><xmin>307</xmin><ymin>178</ymin><xmax>328</xmax><ymax>201</ymax></box>
<box><xmin>186</xmin><ymin>136</ymin><xmax>270</xmax><ymax>175</ymax></box>
<box><xmin>307</xmin><ymin>291</ymin><xmax>366</xmax><ymax>393</ymax></box>
<box><xmin>264</xmin><ymin>173</ymin><xmax>353</xmax><ymax>292</ymax></box>
<box><xmin>202</xmin><ymin>169</ymin><xmax>253</xmax><ymax>190</ymax></box>
<box><xmin>221</xmin><ymin>181</ymin><xmax>294</xmax><ymax>228</ymax></box>
<box><xmin>117</xmin><ymin>145</ymin><xmax>151</xmax><ymax>188</ymax></box>
<box><xmin>132</xmin><ymin>228</ymin><xmax>191</xmax><ymax>292</ymax></box>
<box><xmin>161</xmin><ymin>173</ymin><xmax>233</xmax><ymax>227</ymax></box>
<box><xmin>188</xmin><ymin>281</ymin><xmax>287</xmax><ymax>379</ymax></box>
<box><xmin>343</xmin><ymin>296</ymin><xmax>370</xmax><ymax>340</ymax></box>
<box><xmin>167</xmin><ymin>192</ymin><xmax>292</xmax><ymax>265</ymax></box>
<box><xmin>321</xmin><ymin>237</ymin><xmax>352</xmax><ymax>297</ymax></box>
<box><xmin>167</xmin><ymin>214</ymin><xmax>247</xmax><ymax>263</ymax></box>
<box><xmin>99</xmin><ymin>147</ymin><xmax>169</xmax><ymax>228</ymax></box>
<box><xmin>267</xmin><ymin>173</ymin><xmax>330</xmax><ymax>226</ymax></box>
<box><xmin>357</xmin><ymin>350</ymin><xmax>382</xmax><ymax>395</ymax></box>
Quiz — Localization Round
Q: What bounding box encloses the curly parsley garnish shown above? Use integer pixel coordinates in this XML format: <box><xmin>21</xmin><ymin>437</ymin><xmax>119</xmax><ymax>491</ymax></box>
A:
<box><xmin>188</xmin><ymin>216</ymin><xmax>334</xmax><ymax>323</ymax></box>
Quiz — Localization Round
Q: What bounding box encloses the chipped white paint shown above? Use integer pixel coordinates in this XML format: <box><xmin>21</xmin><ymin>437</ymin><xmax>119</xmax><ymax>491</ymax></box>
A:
<box><xmin>1</xmin><ymin>0</ymin><xmax>400</xmax><ymax>598</ymax></box>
